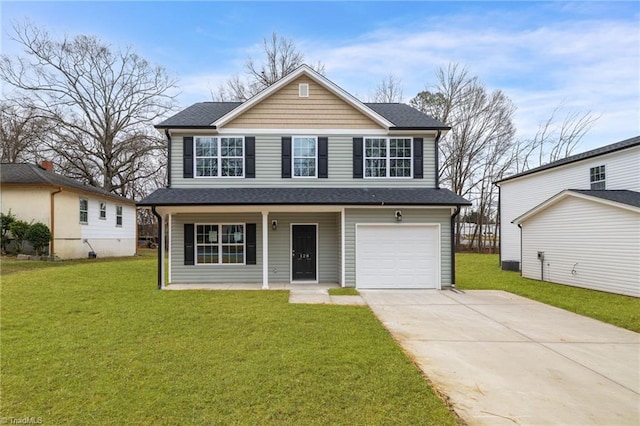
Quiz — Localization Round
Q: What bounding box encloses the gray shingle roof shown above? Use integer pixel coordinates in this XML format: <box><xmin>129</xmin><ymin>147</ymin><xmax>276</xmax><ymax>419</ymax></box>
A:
<box><xmin>138</xmin><ymin>187</ymin><xmax>470</xmax><ymax>207</ymax></box>
<box><xmin>1</xmin><ymin>163</ymin><xmax>134</xmax><ymax>203</ymax></box>
<box><xmin>364</xmin><ymin>103</ymin><xmax>448</xmax><ymax>129</ymax></box>
<box><xmin>570</xmin><ymin>189</ymin><xmax>640</xmax><ymax>208</ymax></box>
<box><xmin>497</xmin><ymin>135</ymin><xmax>640</xmax><ymax>183</ymax></box>
<box><xmin>156</xmin><ymin>102</ymin><xmax>447</xmax><ymax>130</ymax></box>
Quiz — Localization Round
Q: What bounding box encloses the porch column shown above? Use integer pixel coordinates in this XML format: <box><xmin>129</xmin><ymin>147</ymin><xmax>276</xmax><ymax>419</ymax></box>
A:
<box><xmin>341</xmin><ymin>208</ymin><xmax>346</xmax><ymax>287</ymax></box>
<box><xmin>262</xmin><ymin>210</ymin><xmax>269</xmax><ymax>289</ymax></box>
<box><xmin>167</xmin><ymin>214</ymin><xmax>172</xmax><ymax>284</ymax></box>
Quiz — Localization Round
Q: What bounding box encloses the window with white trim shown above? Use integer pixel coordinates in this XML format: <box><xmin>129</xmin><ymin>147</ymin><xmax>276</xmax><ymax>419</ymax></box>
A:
<box><xmin>590</xmin><ymin>165</ymin><xmax>606</xmax><ymax>190</ymax></box>
<box><xmin>116</xmin><ymin>205</ymin><xmax>123</xmax><ymax>227</ymax></box>
<box><xmin>196</xmin><ymin>224</ymin><xmax>245</xmax><ymax>264</ymax></box>
<box><xmin>79</xmin><ymin>199</ymin><xmax>88</xmax><ymax>224</ymax></box>
<box><xmin>195</xmin><ymin>136</ymin><xmax>244</xmax><ymax>177</ymax></box>
<box><xmin>99</xmin><ymin>202</ymin><xmax>107</xmax><ymax>220</ymax></box>
<box><xmin>365</xmin><ymin>137</ymin><xmax>412</xmax><ymax>177</ymax></box>
<box><xmin>293</xmin><ymin>136</ymin><xmax>317</xmax><ymax>177</ymax></box>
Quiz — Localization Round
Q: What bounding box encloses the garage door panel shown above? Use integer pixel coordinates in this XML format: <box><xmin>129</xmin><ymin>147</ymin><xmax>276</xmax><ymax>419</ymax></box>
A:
<box><xmin>356</xmin><ymin>224</ymin><xmax>440</xmax><ymax>289</ymax></box>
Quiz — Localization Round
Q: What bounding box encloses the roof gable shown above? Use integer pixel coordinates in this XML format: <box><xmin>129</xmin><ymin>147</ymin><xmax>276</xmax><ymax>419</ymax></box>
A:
<box><xmin>222</xmin><ymin>74</ymin><xmax>384</xmax><ymax>130</ymax></box>
<box><xmin>513</xmin><ymin>189</ymin><xmax>640</xmax><ymax>224</ymax></box>
<box><xmin>214</xmin><ymin>65</ymin><xmax>393</xmax><ymax>129</ymax></box>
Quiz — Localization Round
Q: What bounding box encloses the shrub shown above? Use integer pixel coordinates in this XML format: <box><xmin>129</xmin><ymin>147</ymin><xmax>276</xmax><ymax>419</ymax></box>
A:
<box><xmin>26</xmin><ymin>222</ymin><xmax>51</xmax><ymax>256</ymax></box>
<box><xmin>1</xmin><ymin>210</ymin><xmax>16</xmax><ymax>253</ymax></box>
<box><xmin>9</xmin><ymin>220</ymin><xmax>31</xmax><ymax>254</ymax></box>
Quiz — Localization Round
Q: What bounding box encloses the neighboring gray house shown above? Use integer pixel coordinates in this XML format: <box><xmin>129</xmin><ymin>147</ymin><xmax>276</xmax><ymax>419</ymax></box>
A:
<box><xmin>138</xmin><ymin>65</ymin><xmax>469</xmax><ymax>289</ymax></box>
<box><xmin>497</xmin><ymin>136</ymin><xmax>640</xmax><ymax>297</ymax></box>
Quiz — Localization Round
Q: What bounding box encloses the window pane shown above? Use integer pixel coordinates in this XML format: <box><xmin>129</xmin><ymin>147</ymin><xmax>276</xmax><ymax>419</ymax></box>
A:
<box><xmin>221</xmin><ymin>137</ymin><xmax>243</xmax><ymax>157</ymax></box>
<box><xmin>195</xmin><ymin>137</ymin><xmax>217</xmax><ymax>157</ymax></box>
<box><xmin>222</xmin><ymin>225</ymin><xmax>243</xmax><ymax>244</ymax></box>
<box><xmin>197</xmin><ymin>225</ymin><xmax>218</xmax><ymax>244</ymax></box>
<box><xmin>197</xmin><ymin>246</ymin><xmax>219</xmax><ymax>264</ymax></box>
<box><xmin>221</xmin><ymin>158</ymin><xmax>243</xmax><ymax>177</ymax></box>
<box><xmin>196</xmin><ymin>158</ymin><xmax>218</xmax><ymax>177</ymax></box>
<box><xmin>365</xmin><ymin>159</ymin><xmax>386</xmax><ymax>177</ymax></box>
<box><xmin>390</xmin><ymin>159</ymin><xmax>411</xmax><ymax>177</ymax></box>
<box><xmin>294</xmin><ymin>158</ymin><xmax>316</xmax><ymax>177</ymax></box>
<box><xmin>222</xmin><ymin>245</ymin><xmax>244</xmax><ymax>264</ymax></box>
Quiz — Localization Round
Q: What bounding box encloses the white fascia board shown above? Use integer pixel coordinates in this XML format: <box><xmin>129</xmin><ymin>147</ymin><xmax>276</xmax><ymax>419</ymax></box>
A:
<box><xmin>212</xmin><ymin>65</ymin><xmax>394</xmax><ymax>129</ymax></box>
<box><xmin>220</xmin><ymin>128</ymin><xmax>389</xmax><ymax>135</ymax></box>
<box><xmin>155</xmin><ymin>204</ymin><xmax>459</xmax><ymax>216</ymax></box>
<box><xmin>512</xmin><ymin>190</ymin><xmax>640</xmax><ymax>224</ymax></box>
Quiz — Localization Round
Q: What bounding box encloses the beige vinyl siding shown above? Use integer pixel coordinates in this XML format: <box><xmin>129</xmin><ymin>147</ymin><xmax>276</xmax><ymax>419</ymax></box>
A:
<box><xmin>500</xmin><ymin>145</ymin><xmax>640</xmax><ymax>264</ymax></box>
<box><xmin>344</xmin><ymin>208</ymin><xmax>452</xmax><ymax>288</ymax></box>
<box><xmin>521</xmin><ymin>196</ymin><xmax>640</xmax><ymax>297</ymax></box>
<box><xmin>171</xmin><ymin>213</ymin><xmax>263</xmax><ymax>284</ymax></box>
<box><xmin>171</xmin><ymin>135</ymin><xmax>437</xmax><ymax>188</ymax></box>
<box><xmin>224</xmin><ymin>76</ymin><xmax>382</xmax><ymax>129</ymax></box>
<box><xmin>267</xmin><ymin>212</ymin><xmax>339</xmax><ymax>283</ymax></box>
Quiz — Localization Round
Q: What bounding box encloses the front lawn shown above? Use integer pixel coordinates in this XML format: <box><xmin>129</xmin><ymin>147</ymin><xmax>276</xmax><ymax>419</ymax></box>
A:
<box><xmin>456</xmin><ymin>253</ymin><xmax>640</xmax><ymax>332</ymax></box>
<box><xmin>0</xmin><ymin>257</ymin><xmax>458</xmax><ymax>425</ymax></box>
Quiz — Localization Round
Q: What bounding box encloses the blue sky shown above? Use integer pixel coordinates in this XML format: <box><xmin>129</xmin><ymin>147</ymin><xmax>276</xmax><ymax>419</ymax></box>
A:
<box><xmin>1</xmin><ymin>1</ymin><xmax>639</xmax><ymax>152</ymax></box>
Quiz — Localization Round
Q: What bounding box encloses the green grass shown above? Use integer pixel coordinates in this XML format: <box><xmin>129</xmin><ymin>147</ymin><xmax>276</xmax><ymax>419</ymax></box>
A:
<box><xmin>457</xmin><ymin>253</ymin><xmax>640</xmax><ymax>332</ymax></box>
<box><xmin>328</xmin><ymin>287</ymin><xmax>360</xmax><ymax>296</ymax></box>
<box><xmin>0</xmin><ymin>257</ymin><xmax>458</xmax><ymax>425</ymax></box>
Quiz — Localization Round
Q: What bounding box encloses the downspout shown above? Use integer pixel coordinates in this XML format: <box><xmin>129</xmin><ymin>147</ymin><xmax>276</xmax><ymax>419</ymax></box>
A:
<box><xmin>165</xmin><ymin>129</ymin><xmax>172</xmax><ymax>188</ymax></box>
<box><xmin>151</xmin><ymin>206</ymin><xmax>163</xmax><ymax>290</ymax></box>
<box><xmin>434</xmin><ymin>130</ymin><xmax>441</xmax><ymax>189</ymax></box>
<box><xmin>495</xmin><ymin>182</ymin><xmax>501</xmax><ymax>267</ymax></box>
<box><xmin>450</xmin><ymin>206</ymin><xmax>461</xmax><ymax>288</ymax></box>
<box><xmin>517</xmin><ymin>223</ymin><xmax>523</xmax><ymax>276</ymax></box>
<box><xmin>50</xmin><ymin>187</ymin><xmax>63</xmax><ymax>257</ymax></box>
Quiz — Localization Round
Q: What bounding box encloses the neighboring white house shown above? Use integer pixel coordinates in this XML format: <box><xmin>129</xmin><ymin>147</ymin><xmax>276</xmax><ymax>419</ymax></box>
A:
<box><xmin>1</xmin><ymin>162</ymin><xmax>137</xmax><ymax>259</ymax></box>
<box><xmin>496</xmin><ymin>136</ymin><xmax>640</xmax><ymax>297</ymax></box>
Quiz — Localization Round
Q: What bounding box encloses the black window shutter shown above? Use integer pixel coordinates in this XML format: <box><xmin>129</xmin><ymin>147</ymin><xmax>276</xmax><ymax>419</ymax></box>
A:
<box><xmin>281</xmin><ymin>137</ymin><xmax>292</xmax><ymax>178</ymax></box>
<box><xmin>246</xmin><ymin>223</ymin><xmax>257</xmax><ymax>265</ymax></box>
<box><xmin>183</xmin><ymin>137</ymin><xmax>194</xmax><ymax>178</ymax></box>
<box><xmin>184</xmin><ymin>223</ymin><xmax>194</xmax><ymax>265</ymax></box>
<box><xmin>245</xmin><ymin>136</ymin><xmax>255</xmax><ymax>178</ymax></box>
<box><xmin>318</xmin><ymin>137</ymin><xmax>328</xmax><ymax>178</ymax></box>
<box><xmin>353</xmin><ymin>137</ymin><xmax>363</xmax><ymax>178</ymax></box>
<box><xmin>413</xmin><ymin>138</ymin><xmax>423</xmax><ymax>179</ymax></box>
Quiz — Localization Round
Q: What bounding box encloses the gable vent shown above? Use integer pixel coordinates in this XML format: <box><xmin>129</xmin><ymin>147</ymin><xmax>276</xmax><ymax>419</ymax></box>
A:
<box><xmin>299</xmin><ymin>83</ymin><xmax>309</xmax><ymax>97</ymax></box>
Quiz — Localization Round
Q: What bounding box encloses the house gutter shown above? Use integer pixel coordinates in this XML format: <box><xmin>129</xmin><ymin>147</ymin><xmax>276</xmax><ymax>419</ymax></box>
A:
<box><xmin>434</xmin><ymin>130</ymin><xmax>441</xmax><ymax>189</ymax></box>
<box><xmin>450</xmin><ymin>206</ymin><xmax>461</xmax><ymax>288</ymax></box>
<box><xmin>517</xmin><ymin>223</ymin><xmax>523</xmax><ymax>276</ymax></box>
<box><xmin>50</xmin><ymin>187</ymin><xmax>63</xmax><ymax>257</ymax></box>
<box><xmin>165</xmin><ymin>129</ymin><xmax>172</xmax><ymax>187</ymax></box>
<box><xmin>495</xmin><ymin>182</ymin><xmax>501</xmax><ymax>267</ymax></box>
<box><xmin>151</xmin><ymin>206</ymin><xmax>163</xmax><ymax>290</ymax></box>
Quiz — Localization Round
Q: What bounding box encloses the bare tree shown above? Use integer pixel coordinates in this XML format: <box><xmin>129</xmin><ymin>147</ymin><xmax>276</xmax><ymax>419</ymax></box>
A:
<box><xmin>0</xmin><ymin>100</ymin><xmax>51</xmax><ymax>163</ymax></box>
<box><xmin>410</xmin><ymin>63</ymin><xmax>517</xmax><ymax>249</ymax></box>
<box><xmin>514</xmin><ymin>105</ymin><xmax>600</xmax><ymax>172</ymax></box>
<box><xmin>370</xmin><ymin>74</ymin><xmax>404</xmax><ymax>103</ymax></box>
<box><xmin>0</xmin><ymin>21</ymin><xmax>178</xmax><ymax>198</ymax></box>
<box><xmin>214</xmin><ymin>32</ymin><xmax>324</xmax><ymax>101</ymax></box>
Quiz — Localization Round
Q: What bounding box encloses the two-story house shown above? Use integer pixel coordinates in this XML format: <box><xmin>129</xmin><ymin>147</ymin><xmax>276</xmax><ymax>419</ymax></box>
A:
<box><xmin>496</xmin><ymin>136</ymin><xmax>640</xmax><ymax>297</ymax></box>
<box><xmin>138</xmin><ymin>65</ymin><xmax>470</xmax><ymax>290</ymax></box>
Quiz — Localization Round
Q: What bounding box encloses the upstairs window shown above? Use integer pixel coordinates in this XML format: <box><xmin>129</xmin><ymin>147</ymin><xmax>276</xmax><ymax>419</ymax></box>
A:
<box><xmin>195</xmin><ymin>136</ymin><xmax>244</xmax><ymax>177</ymax></box>
<box><xmin>79</xmin><ymin>199</ymin><xmax>88</xmax><ymax>224</ymax></box>
<box><xmin>293</xmin><ymin>136</ymin><xmax>317</xmax><ymax>177</ymax></box>
<box><xmin>99</xmin><ymin>202</ymin><xmax>107</xmax><ymax>220</ymax></box>
<box><xmin>590</xmin><ymin>165</ymin><xmax>606</xmax><ymax>190</ymax></box>
<box><xmin>116</xmin><ymin>205</ymin><xmax>123</xmax><ymax>227</ymax></box>
<box><xmin>365</xmin><ymin>137</ymin><xmax>412</xmax><ymax>177</ymax></box>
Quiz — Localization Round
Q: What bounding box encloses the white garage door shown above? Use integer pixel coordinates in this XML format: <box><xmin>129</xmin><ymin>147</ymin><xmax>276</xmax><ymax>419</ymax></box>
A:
<box><xmin>356</xmin><ymin>224</ymin><xmax>440</xmax><ymax>289</ymax></box>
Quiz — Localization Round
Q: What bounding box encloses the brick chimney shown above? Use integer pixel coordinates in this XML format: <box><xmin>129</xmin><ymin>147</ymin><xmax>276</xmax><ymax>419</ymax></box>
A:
<box><xmin>39</xmin><ymin>160</ymin><xmax>54</xmax><ymax>172</ymax></box>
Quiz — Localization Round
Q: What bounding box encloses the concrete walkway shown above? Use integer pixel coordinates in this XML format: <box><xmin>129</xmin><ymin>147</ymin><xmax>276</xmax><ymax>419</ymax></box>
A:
<box><xmin>360</xmin><ymin>289</ymin><xmax>640</xmax><ymax>426</ymax></box>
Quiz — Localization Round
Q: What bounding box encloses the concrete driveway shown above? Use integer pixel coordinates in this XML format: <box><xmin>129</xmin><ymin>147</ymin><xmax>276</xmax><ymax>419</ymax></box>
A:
<box><xmin>360</xmin><ymin>289</ymin><xmax>639</xmax><ymax>425</ymax></box>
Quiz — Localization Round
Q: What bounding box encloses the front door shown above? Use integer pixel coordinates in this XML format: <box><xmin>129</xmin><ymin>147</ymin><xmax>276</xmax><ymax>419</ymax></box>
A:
<box><xmin>292</xmin><ymin>225</ymin><xmax>317</xmax><ymax>281</ymax></box>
